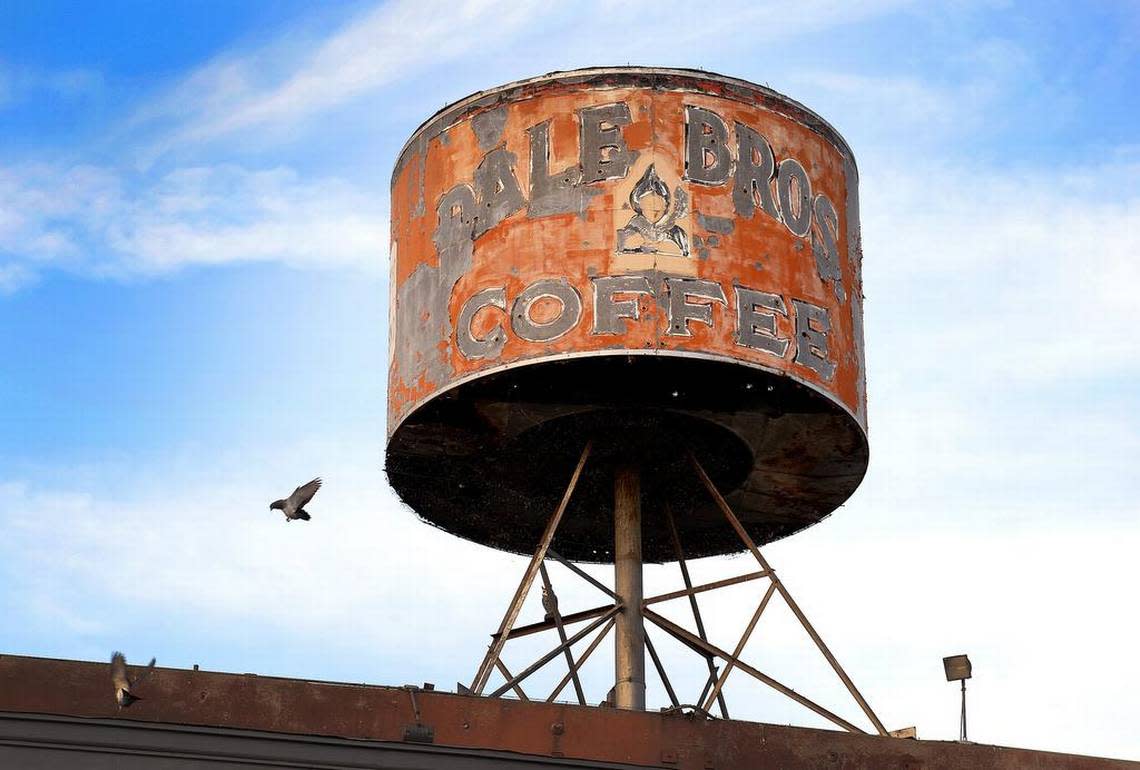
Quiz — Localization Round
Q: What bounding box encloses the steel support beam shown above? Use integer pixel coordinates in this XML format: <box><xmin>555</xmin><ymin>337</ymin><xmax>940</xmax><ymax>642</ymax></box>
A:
<box><xmin>470</xmin><ymin>442</ymin><xmax>592</xmax><ymax>695</ymax></box>
<box><xmin>643</xmin><ymin>608</ymin><xmax>865</xmax><ymax>734</ymax></box>
<box><xmin>547</xmin><ymin>618</ymin><xmax>616</xmax><ymax>703</ymax></box>
<box><xmin>689</xmin><ymin>453</ymin><xmax>888</xmax><ymax>737</ymax></box>
<box><xmin>540</xmin><ymin>564</ymin><xmax>586</xmax><ymax>705</ymax></box>
<box><xmin>701</xmin><ymin>581</ymin><xmax>777</xmax><ymax>713</ymax></box>
<box><xmin>489</xmin><ymin>608</ymin><xmax>621</xmax><ymax>698</ymax></box>
<box><xmin>613</xmin><ymin>464</ymin><xmax>645</xmax><ymax>711</ymax></box>
<box><xmin>666</xmin><ymin>507</ymin><xmax>729</xmax><ymax>719</ymax></box>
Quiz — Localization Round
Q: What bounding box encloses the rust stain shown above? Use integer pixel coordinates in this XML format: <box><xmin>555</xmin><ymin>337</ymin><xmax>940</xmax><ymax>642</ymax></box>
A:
<box><xmin>384</xmin><ymin>69</ymin><xmax>871</xmax><ymax>561</ymax></box>
<box><xmin>389</xmin><ymin>77</ymin><xmax>860</xmax><ymax>430</ymax></box>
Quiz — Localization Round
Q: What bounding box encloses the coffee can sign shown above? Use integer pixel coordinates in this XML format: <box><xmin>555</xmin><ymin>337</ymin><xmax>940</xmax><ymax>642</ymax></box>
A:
<box><xmin>387</xmin><ymin>68</ymin><xmax>868</xmax><ymax>558</ymax></box>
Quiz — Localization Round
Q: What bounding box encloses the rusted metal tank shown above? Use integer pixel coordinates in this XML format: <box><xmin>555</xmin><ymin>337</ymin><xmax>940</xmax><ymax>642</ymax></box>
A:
<box><xmin>386</xmin><ymin>68</ymin><xmax>867</xmax><ymax>562</ymax></box>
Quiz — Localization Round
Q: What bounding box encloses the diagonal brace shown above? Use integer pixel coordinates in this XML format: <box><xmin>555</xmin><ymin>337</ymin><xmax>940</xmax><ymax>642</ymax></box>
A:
<box><xmin>701</xmin><ymin>581</ymin><xmax>777</xmax><ymax>712</ymax></box>
<box><xmin>666</xmin><ymin>506</ymin><xmax>729</xmax><ymax>719</ymax></box>
<box><xmin>547</xmin><ymin>617</ymin><xmax>616</xmax><ymax>703</ymax></box>
<box><xmin>490</xmin><ymin>606</ymin><xmax>622</xmax><ymax>698</ymax></box>
<box><xmin>470</xmin><ymin>442</ymin><xmax>592</xmax><ymax>695</ymax></box>
<box><xmin>689</xmin><ymin>453</ymin><xmax>888</xmax><ymax>736</ymax></box>
<box><xmin>540</xmin><ymin>563</ymin><xmax>586</xmax><ymax>705</ymax></box>
<box><xmin>643</xmin><ymin>607</ymin><xmax>865</xmax><ymax>734</ymax></box>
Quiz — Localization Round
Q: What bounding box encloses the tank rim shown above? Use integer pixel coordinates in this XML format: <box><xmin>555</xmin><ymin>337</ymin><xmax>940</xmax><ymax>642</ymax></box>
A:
<box><xmin>385</xmin><ymin>352</ymin><xmax>871</xmax><ymax>563</ymax></box>
<box><xmin>390</xmin><ymin>66</ymin><xmax>858</xmax><ymax>189</ymax></box>
<box><xmin>387</xmin><ymin>347</ymin><xmax>868</xmax><ymax>447</ymax></box>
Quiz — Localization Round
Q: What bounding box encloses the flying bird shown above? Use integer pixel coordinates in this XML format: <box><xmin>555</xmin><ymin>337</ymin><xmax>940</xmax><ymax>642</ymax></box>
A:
<box><xmin>270</xmin><ymin>478</ymin><xmax>322</xmax><ymax>522</ymax></box>
<box><xmin>111</xmin><ymin>651</ymin><xmax>156</xmax><ymax>708</ymax></box>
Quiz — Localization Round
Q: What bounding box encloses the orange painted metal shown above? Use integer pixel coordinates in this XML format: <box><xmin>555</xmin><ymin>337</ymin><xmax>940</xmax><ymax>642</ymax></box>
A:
<box><xmin>385</xmin><ymin>68</ymin><xmax>870</xmax><ymax>560</ymax></box>
<box><xmin>389</xmin><ymin>68</ymin><xmax>864</xmax><ymax>431</ymax></box>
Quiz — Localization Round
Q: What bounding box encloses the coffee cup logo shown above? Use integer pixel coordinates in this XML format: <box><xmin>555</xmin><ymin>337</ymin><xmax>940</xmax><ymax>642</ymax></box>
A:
<box><xmin>617</xmin><ymin>164</ymin><xmax>690</xmax><ymax>258</ymax></box>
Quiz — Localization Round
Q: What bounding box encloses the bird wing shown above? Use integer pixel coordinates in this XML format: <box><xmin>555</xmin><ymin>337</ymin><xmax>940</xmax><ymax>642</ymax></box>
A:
<box><xmin>287</xmin><ymin>478</ymin><xmax>322</xmax><ymax>509</ymax></box>
<box><xmin>133</xmin><ymin>657</ymin><xmax>158</xmax><ymax>686</ymax></box>
<box><xmin>110</xmin><ymin>652</ymin><xmax>130</xmax><ymax>689</ymax></box>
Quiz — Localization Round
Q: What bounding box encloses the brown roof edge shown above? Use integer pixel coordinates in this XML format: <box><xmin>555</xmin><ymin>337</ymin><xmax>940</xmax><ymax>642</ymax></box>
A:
<box><xmin>1</xmin><ymin>653</ymin><xmax>1135</xmax><ymax>770</ymax></box>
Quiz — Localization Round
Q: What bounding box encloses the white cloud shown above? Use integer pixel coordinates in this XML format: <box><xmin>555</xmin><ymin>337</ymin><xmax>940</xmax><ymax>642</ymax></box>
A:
<box><xmin>1</xmin><ymin>0</ymin><xmax>928</xmax><ymax>289</ymax></box>
<box><xmin>0</xmin><ymin>444</ymin><xmax>518</xmax><ymax>679</ymax></box>
<box><xmin>0</xmin><ymin>162</ymin><xmax>386</xmax><ymax>281</ymax></box>
<box><xmin>587</xmin><ymin>0</ymin><xmax>915</xmax><ymax>52</ymax></box>
<box><xmin>861</xmin><ymin>154</ymin><xmax>1140</xmax><ymax>385</ymax></box>
<box><xmin>128</xmin><ymin>0</ymin><xmax>544</xmax><ymax>161</ymax></box>
<box><xmin>106</xmin><ymin>165</ymin><xmax>387</xmax><ymax>275</ymax></box>
<box><xmin>0</xmin><ymin>262</ymin><xmax>34</xmax><ymax>293</ymax></box>
<box><xmin>123</xmin><ymin>0</ymin><xmax>922</xmax><ymax>164</ymax></box>
<box><xmin>792</xmin><ymin>72</ymin><xmax>974</xmax><ymax>136</ymax></box>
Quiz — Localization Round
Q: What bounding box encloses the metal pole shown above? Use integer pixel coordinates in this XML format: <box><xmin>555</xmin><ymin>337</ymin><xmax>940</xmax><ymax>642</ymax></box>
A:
<box><xmin>960</xmin><ymin>679</ymin><xmax>967</xmax><ymax>742</ymax></box>
<box><xmin>613</xmin><ymin>463</ymin><xmax>645</xmax><ymax>710</ymax></box>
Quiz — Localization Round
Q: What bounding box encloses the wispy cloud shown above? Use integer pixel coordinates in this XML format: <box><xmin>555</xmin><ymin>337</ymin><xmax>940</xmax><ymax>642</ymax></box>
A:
<box><xmin>124</xmin><ymin>0</ymin><xmax>922</xmax><ymax>164</ymax></box>
<box><xmin>1</xmin><ymin>0</ymin><xmax>933</xmax><ymax>291</ymax></box>
<box><xmin>128</xmin><ymin>0</ymin><xmax>544</xmax><ymax>162</ymax></box>
<box><xmin>862</xmin><ymin>154</ymin><xmax>1140</xmax><ymax>384</ymax></box>
<box><xmin>790</xmin><ymin>38</ymin><xmax>1052</xmax><ymax>146</ymax></box>
<box><xmin>0</xmin><ymin>162</ymin><xmax>386</xmax><ymax>285</ymax></box>
<box><xmin>0</xmin><ymin>63</ymin><xmax>105</xmax><ymax>110</ymax></box>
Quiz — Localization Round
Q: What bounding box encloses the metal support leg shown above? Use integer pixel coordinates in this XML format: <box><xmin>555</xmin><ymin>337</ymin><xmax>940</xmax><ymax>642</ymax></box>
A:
<box><xmin>540</xmin><ymin>563</ymin><xmax>586</xmax><ymax>705</ymax></box>
<box><xmin>494</xmin><ymin>659</ymin><xmax>529</xmax><ymax>701</ymax></box>
<box><xmin>643</xmin><ymin>608</ymin><xmax>865</xmax><ymax>734</ymax></box>
<box><xmin>470</xmin><ymin>442</ymin><xmax>592</xmax><ymax>695</ymax></box>
<box><xmin>666</xmin><ymin>506</ymin><xmax>729</xmax><ymax>718</ymax></box>
<box><xmin>613</xmin><ymin>463</ymin><xmax>645</xmax><ymax>711</ymax></box>
<box><xmin>702</xmin><ymin>581</ymin><xmax>777</xmax><ymax>712</ymax></box>
<box><xmin>644</xmin><ymin>631</ymin><xmax>679</xmax><ymax>708</ymax></box>
<box><xmin>689</xmin><ymin>453</ymin><xmax>889</xmax><ymax>736</ymax></box>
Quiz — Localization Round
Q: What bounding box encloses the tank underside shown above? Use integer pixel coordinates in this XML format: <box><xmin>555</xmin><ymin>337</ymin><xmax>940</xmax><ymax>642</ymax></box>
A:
<box><xmin>386</xmin><ymin>354</ymin><xmax>868</xmax><ymax>563</ymax></box>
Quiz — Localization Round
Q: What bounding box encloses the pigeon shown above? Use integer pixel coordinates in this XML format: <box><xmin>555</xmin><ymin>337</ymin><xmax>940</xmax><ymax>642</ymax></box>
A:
<box><xmin>111</xmin><ymin>651</ymin><xmax>156</xmax><ymax>708</ymax></box>
<box><xmin>541</xmin><ymin>584</ymin><xmax>559</xmax><ymax>621</ymax></box>
<box><xmin>270</xmin><ymin>478</ymin><xmax>322</xmax><ymax>522</ymax></box>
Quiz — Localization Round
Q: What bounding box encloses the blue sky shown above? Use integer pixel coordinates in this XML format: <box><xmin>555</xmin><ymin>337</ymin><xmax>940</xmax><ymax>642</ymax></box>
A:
<box><xmin>1</xmin><ymin>0</ymin><xmax>1138</xmax><ymax>760</ymax></box>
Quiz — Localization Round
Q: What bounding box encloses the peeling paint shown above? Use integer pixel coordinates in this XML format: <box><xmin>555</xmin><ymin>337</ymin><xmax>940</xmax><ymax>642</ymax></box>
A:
<box><xmin>697</xmin><ymin>212</ymin><xmax>735</xmax><ymax>234</ymax></box>
<box><xmin>386</xmin><ymin>68</ymin><xmax>870</xmax><ymax>559</ymax></box>
<box><xmin>471</xmin><ymin>106</ymin><xmax>508</xmax><ymax>152</ymax></box>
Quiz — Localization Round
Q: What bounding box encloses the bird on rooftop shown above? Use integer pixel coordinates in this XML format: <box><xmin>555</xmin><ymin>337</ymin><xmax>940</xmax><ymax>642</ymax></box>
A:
<box><xmin>111</xmin><ymin>651</ymin><xmax>156</xmax><ymax>708</ymax></box>
<box><xmin>270</xmin><ymin>478</ymin><xmax>321</xmax><ymax>522</ymax></box>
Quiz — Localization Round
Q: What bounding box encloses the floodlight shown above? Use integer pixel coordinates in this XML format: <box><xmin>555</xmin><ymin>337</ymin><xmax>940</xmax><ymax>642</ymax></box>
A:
<box><xmin>943</xmin><ymin>654</ymin><xmax>972</xmax><ymax>682</ymax></box>
<box><xmin>943</xmin><ymin>653</ymin><xmax>972</xmax><ymax>741</ymax></box>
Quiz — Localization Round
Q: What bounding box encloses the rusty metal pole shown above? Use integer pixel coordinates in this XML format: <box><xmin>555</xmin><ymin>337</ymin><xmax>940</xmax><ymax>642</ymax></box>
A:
<box><xmin>960</xmin><ymin>679</ymin><xmax>968</xmax><ymax>742</ymax></box>
<box><xmin>613</xmin><ymin>463</ymin><xmax>645</xmax><ymax>710</ymax></box>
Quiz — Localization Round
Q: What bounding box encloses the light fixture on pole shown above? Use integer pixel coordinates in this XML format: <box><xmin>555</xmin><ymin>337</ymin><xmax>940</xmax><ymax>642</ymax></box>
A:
<box><xmin>943</xmin><ymin>654</ymin><xmax>972</xmax><ymax>742</ymax></box>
